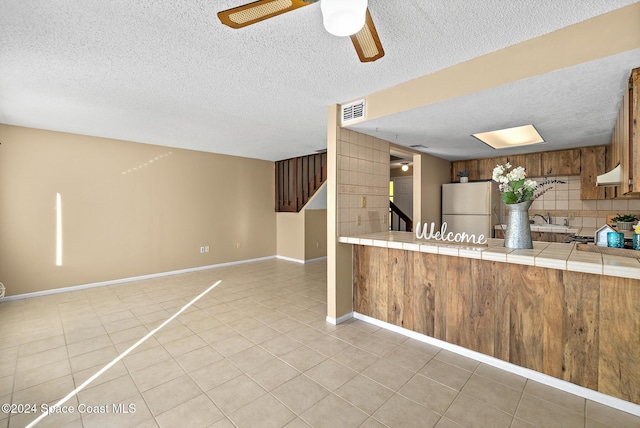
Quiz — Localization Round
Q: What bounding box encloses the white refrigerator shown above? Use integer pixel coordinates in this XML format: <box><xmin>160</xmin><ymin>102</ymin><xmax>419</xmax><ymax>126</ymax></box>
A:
<box><xmin>442</xmin><ymin>182</ymin><xmax>501</xmax><ymax>238</ymax></box>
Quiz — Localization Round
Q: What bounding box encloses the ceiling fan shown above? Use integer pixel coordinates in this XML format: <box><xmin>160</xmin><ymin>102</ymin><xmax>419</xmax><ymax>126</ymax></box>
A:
<box><xmin>217</xmin><ymin>0</ymin><xmax>384</xmax><ymax>63</ymax></box>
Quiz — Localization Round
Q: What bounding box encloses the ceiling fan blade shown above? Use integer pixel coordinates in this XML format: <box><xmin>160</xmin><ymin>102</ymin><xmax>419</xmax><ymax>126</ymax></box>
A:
<box><xmin>350</xmin><ymin>9</ymin><xmax>385</xmax><ymax>63</ymax></box>
<box><xmin>218</xmin><ymin>0</ymin><xmax>315</xmax><ymax>29</ymax></box>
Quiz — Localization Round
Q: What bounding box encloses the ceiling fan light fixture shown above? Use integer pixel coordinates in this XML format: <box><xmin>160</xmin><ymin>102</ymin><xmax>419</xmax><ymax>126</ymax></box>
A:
<box><xmin>321</xmin><ymin>0</ymin><xmax>368</xmax><ymax>37</ymax></box>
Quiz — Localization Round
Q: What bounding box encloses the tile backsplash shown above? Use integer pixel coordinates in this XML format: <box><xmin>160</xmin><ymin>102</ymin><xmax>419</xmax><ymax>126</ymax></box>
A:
<box><xmin>528</xmin><ymin>175</ymin><xmax>640</xmax><ymax>227</ymax></box>
<box><xmin>337</xmin><ymin>128</ymin><xmax>390</xmax><ymax>236</ymax></box>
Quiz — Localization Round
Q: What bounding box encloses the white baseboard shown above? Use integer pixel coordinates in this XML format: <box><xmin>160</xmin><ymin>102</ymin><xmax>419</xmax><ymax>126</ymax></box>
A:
<box><xmin>353</xmin><ymin>312</ymin><xmax>640</xmax><ymax>417</ymax></box>
<box><xmin>2</xmin><ymin>256</ymin><xmax>277</xmax><ymax>301</ymax></box>
<box><xmin>326</xmin><ymin>311</ymin><xmax>353</xmax><ymax>325</ymax></box>
<box><xmin>305</xmin><ymin>256</ymin><xmax>328</xmax><ymax>263</ymax></box>
<box><xmin>276</xmin><ymin>255</ymin><xmax>327</xmax><ymax>264</ymax></box>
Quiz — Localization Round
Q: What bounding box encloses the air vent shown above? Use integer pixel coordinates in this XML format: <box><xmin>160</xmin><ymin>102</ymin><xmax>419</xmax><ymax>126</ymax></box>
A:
<box><xmin>341</xmin><ymin>99</ymin><xmax>365</xmax><ymax>124</ymax></box>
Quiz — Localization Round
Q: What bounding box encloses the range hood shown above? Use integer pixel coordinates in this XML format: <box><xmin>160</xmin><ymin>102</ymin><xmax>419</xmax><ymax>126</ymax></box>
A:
<box><xmin>596</xmin><ymin>164</ymin><xmax>621</xmax><ymax>187</ymax></box>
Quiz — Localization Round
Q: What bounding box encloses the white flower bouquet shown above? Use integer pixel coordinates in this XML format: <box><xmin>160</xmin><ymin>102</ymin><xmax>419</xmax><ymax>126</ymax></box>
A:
<box><xmin>492</xmin><ymin>163</ymin><xmax>564</xmax><ymax>205</ymax></box>
<box><xmin>492</xmin><ymin>163</ymin><xmax>537</xmax><ymax>204</ymax></box>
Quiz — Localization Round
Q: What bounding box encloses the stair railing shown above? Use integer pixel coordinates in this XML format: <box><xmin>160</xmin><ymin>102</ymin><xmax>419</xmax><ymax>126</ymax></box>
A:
<box><xmin>389</xmin><ymin>201</ymin><xmax>413</xmax><ymax>232</ymax></box>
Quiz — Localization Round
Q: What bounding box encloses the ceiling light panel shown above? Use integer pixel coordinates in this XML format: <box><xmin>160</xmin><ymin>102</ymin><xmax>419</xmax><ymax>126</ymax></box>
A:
<box><xmin>472</xmin><ymin>124</ymin><xmax>545</xmax><ymax>149</ymax></box>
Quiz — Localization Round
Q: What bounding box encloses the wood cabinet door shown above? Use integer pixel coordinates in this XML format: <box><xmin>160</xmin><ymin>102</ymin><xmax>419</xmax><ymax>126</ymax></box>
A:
<box><xmin>541</xmin><ymin>149</ymin><xmax>581</xmax><ymax>176</ymax></box>
<box><xmin>477</xmin><ymin>156</ymin><xmax>509</xmax><ymax>180</ymax></box>
<box><xmin>630</xmin><ymin>68</ymin><xmax>639</xmax><ymax>194</ymax></box>
<box><xmin>604</xmin><ymin>68</ymin><xmax>640</xmax><ymax>197</ymax></box>
<box><xmin>580</xmin><ymin>146</ymin><xmax>606</xmax><ymax>200</ymax></box>
<box><xmin>452</xmin><ymin>159</ymin><xmax>481</xmax><ymax>182</ymax></box>
<box><xmin>508</xmin><ymin>153</ymin><xmax>542</xmax><ymax>178</ymax></box>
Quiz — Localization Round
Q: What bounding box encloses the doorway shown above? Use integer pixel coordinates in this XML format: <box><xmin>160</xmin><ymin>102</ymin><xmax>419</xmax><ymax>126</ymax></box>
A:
<box><xmin>389</xmin><ymin>147</ymin><xmax>415</xmax><ymax>231</ymax></box>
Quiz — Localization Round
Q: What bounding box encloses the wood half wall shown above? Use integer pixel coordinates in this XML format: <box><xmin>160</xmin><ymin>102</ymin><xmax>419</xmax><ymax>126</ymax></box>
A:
<box><xmin>353</xmin><ymin>245</ymin><xmax>640</xmax><ymax>405</ymax></box>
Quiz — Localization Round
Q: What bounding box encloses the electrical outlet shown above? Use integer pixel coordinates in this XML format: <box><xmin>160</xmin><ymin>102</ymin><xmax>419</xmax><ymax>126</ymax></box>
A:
<box><xmin>357</xmin><ymin>215</ymin><xmax>361</xmax><ymax>226</ymax></box>
<box><xmin>236</xmin><ymin>242</ymin><xmax>240</xmax><ymax>249</ymax></box>
<box><xmin>568</xmin><ymin>212</ymin><xmax>575</xmax><ymax>220</ymax></box>
<box><xmin>361</xmin><ymin>196</ymin><xmax>367</xmax><ymax>208</ymax></box>
<box><xmin>205</xmin><ymin>246</ymin><xmax>209</xmax><ymax>253</ymax></box>
<box><xmin>200</xmin><ymin>246</ymin><xmax>205</xmax><ymax>254</ymax></box>
<box><xmin>316</xmin><ymin>241</ymin><xmax>320</xmax><ymax>248</ymax></box>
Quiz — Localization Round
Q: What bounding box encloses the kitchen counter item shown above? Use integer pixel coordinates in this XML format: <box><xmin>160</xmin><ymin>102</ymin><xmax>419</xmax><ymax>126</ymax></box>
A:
<box><xmin>608</xmin><ymin>232</ymin><xmax>626</xmax><ymax>248</ymax></box>
<box><xmin>503</xmin><ymin>200</ymin><xmax>533</xmax><ymax>249</ymax></box>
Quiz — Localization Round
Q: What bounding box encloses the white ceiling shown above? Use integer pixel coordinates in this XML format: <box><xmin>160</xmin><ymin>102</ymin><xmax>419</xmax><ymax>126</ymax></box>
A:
<box><xmin>0</xmin><ymin>0</ymin><xmax>638</xmax><ymax>162</ymax></box>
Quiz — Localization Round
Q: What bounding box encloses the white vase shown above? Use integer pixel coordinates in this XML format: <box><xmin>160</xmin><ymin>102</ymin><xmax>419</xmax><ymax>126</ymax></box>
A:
<box><xmin>459</xmin><ymin>176</ymin><xmax>469</xmax><ymax>183</ymax></box>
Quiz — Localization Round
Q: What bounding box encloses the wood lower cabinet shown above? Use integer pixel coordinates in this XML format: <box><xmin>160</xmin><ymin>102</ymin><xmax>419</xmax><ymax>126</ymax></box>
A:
<box><xmin>353</xmin><ymin>246</ymin><xmax>640</xmax><ymax>405</ymax></box>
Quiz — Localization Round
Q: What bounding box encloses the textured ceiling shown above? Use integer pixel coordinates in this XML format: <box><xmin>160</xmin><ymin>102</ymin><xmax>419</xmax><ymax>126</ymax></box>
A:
<box><xmin>352</xmin><ymin>49</ymin><xmax>640</xmax><ymax>161</ymax></box>
<box><xmin>0</xmin><ymin>0</ymin><xmax>638</xmax><ymax>161</ymax></box>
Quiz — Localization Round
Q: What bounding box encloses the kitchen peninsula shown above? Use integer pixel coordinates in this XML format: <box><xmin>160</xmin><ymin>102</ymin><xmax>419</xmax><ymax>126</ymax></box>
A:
<box><xmin>340</xmin><ymin>231</ymin><xmax>640</xmax><ymax>410</ymax></box>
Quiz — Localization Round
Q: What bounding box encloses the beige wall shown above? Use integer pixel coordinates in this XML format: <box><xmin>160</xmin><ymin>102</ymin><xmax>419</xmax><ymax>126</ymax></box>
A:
<box><xmin>414</xmin><ymin>153</ymin><xmax>452</xmax><ymax>228</ymax></box>
<box><xmin>305</xmin><ymin>209</ymin><xmax>327</xmax><ymax>260</ymax></box>
<box><xmin>0</xmin><ymin>125</ymin><xmax>276</xmax><ymax>297</ymax></box>
<box><xmin>276</xmin><ymin>213</ymin><xmax>306</xmax><ymax>261</ymax></box>
<box><xmin>276</xmin><ymin>180</ymin><xmax>327</xmax><ymax>262</ymax></box>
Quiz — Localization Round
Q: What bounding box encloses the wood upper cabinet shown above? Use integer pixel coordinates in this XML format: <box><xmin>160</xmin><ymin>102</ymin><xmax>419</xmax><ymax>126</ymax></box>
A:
<box><xmin>541</xmin><ymin>149</ymin><xmax>581</xmax><ymax>176</ymax></box>
<box><xmin>631</xmin><ymin>68</ymin><xmax>639</xmax><ymax>194</ymax></box>
<box><xmin>451</xmin><ymin>156</ymin><xmax>508</xmax><ymax>181</ymax></box>
<box><xmin>477</xmin><ymin>156</ymin><xmax>507</xmax><ymax>180</ymax></box>
<box><xmin>608</xmin><ymin>84</ymin><xmax>630</xmax><ymax>194</ymax></box>
<box><xmin>507</xmin><ymin>153</ymin><xmax>541</xmax><ymax>177</ymax></box>
<box><xmin>609</xmin><ymin>67</ymin><xmax>639</xmax><ymax>196</ymax></box>
<box><xmin>580</xmin><ymin>146</ymin><xmax>607</xmax><ymax>200</ymax></box>
<box><xmin>450</xmin><ymin>149</ymin><xmax>581</xmax><ymax>182</ymax></box>
<box><xmin>451</xmin><ymin>159</ymin><xmax>479</xmax><ymax>182</ymax></box>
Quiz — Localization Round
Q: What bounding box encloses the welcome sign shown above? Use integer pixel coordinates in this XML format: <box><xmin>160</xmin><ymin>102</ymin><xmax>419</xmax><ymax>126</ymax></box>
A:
<box><xmin>415</xmin><ymin>221</ymin><xmax>488</xmax><ymax>245</ymax></box>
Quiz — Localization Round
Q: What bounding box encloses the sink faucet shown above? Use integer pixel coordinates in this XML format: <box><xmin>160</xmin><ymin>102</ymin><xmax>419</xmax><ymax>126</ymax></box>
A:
<box><xmin>531</xmin><ymin>213</ymin><xmax>552</xmax><ymax>224</ymax></box>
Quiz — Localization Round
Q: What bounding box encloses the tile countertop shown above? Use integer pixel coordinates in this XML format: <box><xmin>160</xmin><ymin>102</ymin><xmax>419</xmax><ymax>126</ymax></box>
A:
<box><xmin>495</xmin><ymin>224</ymin><xmax>580</xmax><ymax>234</ymax></box>
<box><xmin>494</xmin><ymin>225</ymin><xmax>636</xmax><ymax>239</ymax></box>
<box><xmin>338</xmin><ymin>231</ymin><xmax>640</xmax><ymax>280</ymax></box>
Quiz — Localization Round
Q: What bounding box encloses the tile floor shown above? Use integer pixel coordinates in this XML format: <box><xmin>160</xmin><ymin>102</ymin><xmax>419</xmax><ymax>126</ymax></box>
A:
<box><xmin>1</xmin><ymin>259</ymin><xmax>639</xmax><ymax>428</ymax></box>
